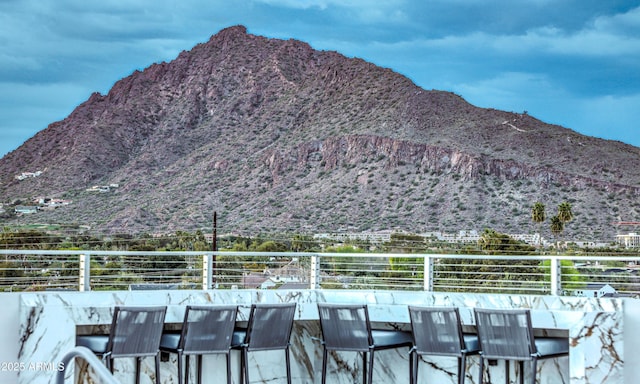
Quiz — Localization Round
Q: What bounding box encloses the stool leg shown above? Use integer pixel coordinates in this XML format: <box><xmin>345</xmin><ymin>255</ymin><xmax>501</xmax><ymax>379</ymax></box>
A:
<box><xmin>225</xmin><ymin>353</ymin><xmax>232</xmax><ymax>384</ymax></box>
<box><xmin>321</xmin><ymin>348</ymin><xmax>328</xmax><ymax>384</ymax></box>
<box><xmin>285</xmin><ymin>346</ymin><xmax>292</xmax><ymax>384</ymax></box>
<box><xmin>106</xmin><ymin>357</ymin><xmax>113</xmax><ymax>374</ymax></box>
<box><xmin>155</xmin><ymin>355</ymin><xmax>161</xmax><ymax>384</ymax></box>
<box><xmin>362</xmin><ymin>352</ymin><xmax>367</xmax><ymax>384</ymax></box>
<box><xmin>239</xmin><ymin>349</ymin><xmax>245</xmax><ymax>384</ymax></box>
<box><xmin>459</xmin><ymin>356</ymin><xmax>466</xmax><ymax>384</ymax></box>
<box><xmin>367</xmin><ymin>350</ymin><xmax>374</xmax><ymax>384</ymax></box>
<box><xmin>410</xmin><ymin>351</ymin><xmax>416</xmax><ymax>384</ymax></box>
<box><xmin>135</xmin><ymin>357</ymin><xmax>141</xmax><ymax>384</ymax></box>
<box><xmin>505</xmin><ymin>360</ymin><xmax>510</xmax><ymax>384</ymax></box>
<box><xmin>179</xmin><ymin>352</ymin><xmax>185</xmax><ymax>384</ymax></box>
<box><xmin>530</xmin><ymin>359</ymin><xmax>538</xmax><ymax>384</ymax></box>
<box><xmin>243</xmin><ymin>349</ymin><xmax>250</xmax><ymax>384</ymax></box>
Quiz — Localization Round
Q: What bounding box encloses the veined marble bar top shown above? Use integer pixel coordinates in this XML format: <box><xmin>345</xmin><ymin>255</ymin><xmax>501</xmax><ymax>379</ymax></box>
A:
<box><xmin>3</xmin><ymin>289</ymin><xmax>634</xmax><ymax>384</ymax></box>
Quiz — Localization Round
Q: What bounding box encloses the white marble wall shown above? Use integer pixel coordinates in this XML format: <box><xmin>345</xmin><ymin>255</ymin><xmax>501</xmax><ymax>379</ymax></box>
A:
<box><xmin>4</xmin><ymin>289</ymin><xmax>630</xmax><ymax>384</ymax></box>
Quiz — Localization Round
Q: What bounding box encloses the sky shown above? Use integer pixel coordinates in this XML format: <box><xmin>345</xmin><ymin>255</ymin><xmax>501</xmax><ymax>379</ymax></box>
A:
<box><xmin>1</xmin><ymin>0</ymin><xmax>639</xmax><ymax>158</ymax></box>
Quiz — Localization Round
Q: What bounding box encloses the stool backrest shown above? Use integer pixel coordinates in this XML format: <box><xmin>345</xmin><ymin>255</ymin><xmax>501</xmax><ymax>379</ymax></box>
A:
<box><xmin>243</xmin><ymin>303</ymin><xmax>297</xmax><ymax>351</ymax></box>
<box><xmin>474</xmin><ymin>308</ymin><xmax>536</xmax><ymax>360</ymax></box>
<box><xmin>181</xmin><ymin>305</ymin><xmax>238</xmax><ymax>354</ymax></box>
<box><xmin>317</xmin><ymin>303</ymin><xmax>371</xmax><ymax>351</ymax></box>
<box><xmin>108</xmin><ymin>306</ymin><xmax>167</xmax><ymax>358</ymax></box>
<box><xmin>409</xmin><ymin>306</ymin><xmax>466</xmax><ymax>356</ymax></box>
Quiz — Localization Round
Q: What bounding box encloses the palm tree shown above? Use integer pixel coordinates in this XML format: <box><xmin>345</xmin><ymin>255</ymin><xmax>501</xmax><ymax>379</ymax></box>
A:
<box><xmin>531</xmin><ymin>202</ymin><xmax>546</xmax><ymax>246</ymax></box>
<box><xmin>550</xmin><ymin>215</ymin><xmax>564</xmax><ymax>249</ymax></box>
<box><xmin>557</xmin><ymin>202</ymin><xmax>574</xmax><ymax>247</ymax></box>
<box><xmin>558</xmin><ymin>202</ymin><xmax>573</xmax><ymax>224</ymax></box>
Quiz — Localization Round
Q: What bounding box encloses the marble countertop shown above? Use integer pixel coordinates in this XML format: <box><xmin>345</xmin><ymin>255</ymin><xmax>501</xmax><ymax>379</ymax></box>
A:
<box><xmin>8</xmin><ymin>289</ymin><xmax>628</xmax><ymax>384</ymax></box>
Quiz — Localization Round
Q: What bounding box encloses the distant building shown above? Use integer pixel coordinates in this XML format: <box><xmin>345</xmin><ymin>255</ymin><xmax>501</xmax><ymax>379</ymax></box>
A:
<box><xmin>511</xmin><ymin>233</ymin><xmax>546</xmax><ymax>246</ymax></box>
<box><xmin>314</xmin><ymin>229</ymin><xmax>553</xmax><ymax>247</ymax></box>
<box><xmin>35</xmin><ymin>197</ymin><xmax>72</xmax><ymax>208</ymax></box>
<box><xmin>431</xmin><ymin>230</ymin><xmax>481</xmax><ymax>244</ymax></box>
<box><xmin>571</xmin><ymin>241</ymin><xmax>611</xmax><ymax>249</ymax></box>
<box><xmin>14</xmin><ymin>205</ymin><xmax>38</xmax><ymax>214</ymax></box>
<box><xmin>86</xmin><ymin>185</ymin><xmax>112</xmax><ymax>193</ymax></box>
<box><xmin>242</xmin><ymin>258</ymin><xmax>307</xmax><ymax>289</ymax></box>
<box><xmin>616</xmin><ymin>233</ymin><xmax>640</xmax><ymax>248</ymax></box>
<box><xmin>573</xmin><ymin>284</ymin><xmax>617</xmax><ymax>298</ymax></box>
<box><xmin>314</xmin><ymin>230</ymin><xmax>394</xmax><ymax>244</ymax></box>
<box><xmin>15</xmin><ymin>170</ymin><xmax>42</xmax><ymax>180</ymax></box>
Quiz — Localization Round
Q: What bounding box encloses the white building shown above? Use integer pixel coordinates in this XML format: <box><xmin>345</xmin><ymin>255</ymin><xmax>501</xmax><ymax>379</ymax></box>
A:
<box><xmin>616</xmin><ymin>233</ymin><xmax>640</xmax><ymax>248</ymax></box>
<box><xmin>313</xmin><ymin>230</ymin><xmax>394</xmax><ymax>244</ymax></box>
<box><xmin>573</xmin><ymin>284</ymin><xmax>617</xmax><ymax>298</ymax></box>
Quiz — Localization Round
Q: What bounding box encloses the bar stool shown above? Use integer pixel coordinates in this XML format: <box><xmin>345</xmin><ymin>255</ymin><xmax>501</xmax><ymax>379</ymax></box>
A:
<box><xmin>317</xmin><ymin>303</ymin><xmax>413</xmax><ymax>384</ymax></box>
<box><xmin>408</xmin><ymin>306</ymin><xmax>479</xmax><ymax>384</ymax></box>
<box><xmin>474</xmin><ymin>308</ymin><xmax>569</xmax><ymax>384</ymax></box>
<box><xmin>160</xmin><ymin>305</ymin><xmax>238</xmax><ymax>384</ymax></box>
<box><xmin>232</xmin><ymin>303</ymin><xmax>297</xmax><ymax>384</ymax></box>
<box><xmin>76</xmin><ymin>306</ymin><xmax>167</xmax><ymax>384</ymax></box>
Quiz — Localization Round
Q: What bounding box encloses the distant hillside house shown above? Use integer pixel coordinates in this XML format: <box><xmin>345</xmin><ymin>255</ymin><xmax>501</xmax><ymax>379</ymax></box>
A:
<box><xmin>15</xmin><ymin>205</ymin><xmax>38</xmax><ymax>214</ymax></box>
<box><xmin>35</xmin><ymin>197</ymin><xmax>72</xmax><ymax>207</ymax></box>
<box><xmin>15</xmin><ymin>170</ymin><xmax>42</xmax><ymax>180</ymax></box>
<box><xmin>86</xmin><ymin>185</ymin><xmax>118</xmax><ymax>193</ymax></box>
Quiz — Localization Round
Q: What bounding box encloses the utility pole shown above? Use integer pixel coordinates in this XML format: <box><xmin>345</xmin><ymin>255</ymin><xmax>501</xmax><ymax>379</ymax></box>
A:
<box><xmin>212</xmin><ymin>211</ymin><xmax>217</xmax><ymax>287</ymax></box>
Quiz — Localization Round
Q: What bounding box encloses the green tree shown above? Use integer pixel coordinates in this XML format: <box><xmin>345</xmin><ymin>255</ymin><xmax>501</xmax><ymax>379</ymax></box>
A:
<box><xmin>558</xmin><ymin>202</ymin><xmax>573</xmax><ymax>225</ymax></box>
<box><xmin>291</xmin><ymin>234</ymin><xmax>320</xmax><ymax>252</ymax></box>
<box><xmin>0</xmin><ymin>261</ymin><xmax>23</xmax><ymax>279</ymax></box>
<box><xmin>531</xmin><ymin>202</ymin><xmax>546</xmax><ymax>246</ymax></box>
<box><xmin>478</xmin><ymin>229</ymin><xmax>534</xmax><ymax>255</ymax></box>
<box><xmin>384</xmin><ymin>232</ymin><xmax>427</xmax><ymax>253</ymax></box>
<box><xmin>255</xmin><ymin>240</ymin><xmax>287</xmax><ymax>252</ymax></box>
<box><xmin>550</xmin><ymin>215</ymin><xmax>564</xmax><ymax>247</ymax></box>
<box><xmin>556</xmin><ymin>202</ymin><xmax>573</xmax><ymax>247</ymax></box>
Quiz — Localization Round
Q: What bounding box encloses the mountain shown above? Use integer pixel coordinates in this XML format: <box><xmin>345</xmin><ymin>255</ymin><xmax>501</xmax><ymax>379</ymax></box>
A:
<box><xmin>1</xmin><ymin>25</ymin><xmax>639</xmax><ymax>240</ymax></box>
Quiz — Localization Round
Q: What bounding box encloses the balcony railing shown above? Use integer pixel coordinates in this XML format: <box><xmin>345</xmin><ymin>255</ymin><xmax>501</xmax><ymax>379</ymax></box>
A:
<box><xmin>1</xmin><ymin>250</ymin><xmax>638</xmax><ymax>297</ymax></box>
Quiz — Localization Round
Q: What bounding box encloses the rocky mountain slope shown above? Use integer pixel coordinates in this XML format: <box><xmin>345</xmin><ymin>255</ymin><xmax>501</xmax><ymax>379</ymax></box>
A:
<box><xmin>1</xmin><ymin>25</ymin><xmax>639</xmax><ymax>240</ymax></box>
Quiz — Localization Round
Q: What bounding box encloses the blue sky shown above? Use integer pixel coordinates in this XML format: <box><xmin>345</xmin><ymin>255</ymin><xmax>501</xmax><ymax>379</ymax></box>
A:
<box><xmin>1</xmin><ymin>0</ymin><xmax>639</xmax><ymax>158</ymax></box>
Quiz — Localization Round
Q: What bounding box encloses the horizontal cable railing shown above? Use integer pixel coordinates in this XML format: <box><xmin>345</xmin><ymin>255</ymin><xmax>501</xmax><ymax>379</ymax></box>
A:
<box><xmin>0</xmin><ymin>250</ymin><xmax>638</xmax><ymax>297</ymax></box>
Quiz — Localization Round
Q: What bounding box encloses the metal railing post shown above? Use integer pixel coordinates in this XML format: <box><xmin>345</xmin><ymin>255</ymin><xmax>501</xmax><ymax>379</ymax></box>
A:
<box><xmin>310</xmin><ymin>254</ymin><xmax>320</xmax><ymax>289</ymax></box>
<box><xmin>424</xmin><ymin>255</ymin><xmax>434</xmax><ymax>291</ymax></box>
<box><xmin>550</xmin><ymin>257</ymin><xmax>561</xmax><ymax>296</ymax></box>
<box><xmin>202</xmin><ymin>253</ymin><xmax>213</xmax><ymax>290</ymax></box>
<box><xmin>79</xmin><ymin>254</ymin><xmax>90</xmax><ymax>292</ymax></box>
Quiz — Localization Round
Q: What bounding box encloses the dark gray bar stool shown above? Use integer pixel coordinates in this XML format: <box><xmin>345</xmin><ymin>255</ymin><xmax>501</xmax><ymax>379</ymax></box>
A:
<box><xmin>317</xmin><ymin>303</ymin><xmax>413</xmax><ymax>384</ymax></box>
<box><xmin>232</xmin><ymin>303</ymin><xmax>297</xmax><ymax>384</ymax></box>
<box><xmin>160</xmin><ymin>305</ymin><xmax>238</xmax><ymax>384</ymax></box>
<box><xmin>474</xmin><ymin>308</ymin><xmax>569</xmax><ymax>384</ymax></box>
<box><xmin>408</xmin><ymin>306</ymin><xmax>480</xmax><ymax>384</ymax></box>
<box><xmin>76</xmin><ymin>306</ymin><xmax>167</xmax><ymax>384</ymax></box>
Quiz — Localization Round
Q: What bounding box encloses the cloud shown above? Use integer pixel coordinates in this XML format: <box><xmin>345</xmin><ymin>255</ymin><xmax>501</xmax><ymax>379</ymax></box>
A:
<box><xmin>255</xmin><ymin>0</ymin><xmax>404</xmax><ymax>11</ymax></box>
<box><xmin>569</xmin><ymin>93</ymin><xmax>640</xmax><ymax>143</ymax></box>
<box><xmin>454</xmin><ymin>71</ymin><xmax>640</xmax><ymax>145</ymax></box>
<box><xmin>593</xmin><ymin>5</ymin><xmax>640</xmax><ymax>35</ymax></box>
<box><xmin>454</xmin><ymin>71</ymin><xmax>561</xmax><ymax>112</ymax></box>
<box><xmin>0</xmin><ymin>80</ymin><xmax>92</xmax><ymax>156</ymax></box>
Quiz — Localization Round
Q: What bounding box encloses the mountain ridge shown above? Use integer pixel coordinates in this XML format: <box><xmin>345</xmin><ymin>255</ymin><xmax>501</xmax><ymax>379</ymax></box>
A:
<box><xmin>1</xmin><ymin>25</ymin><xmax>639</xmax><ymax>239</ymax></box>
